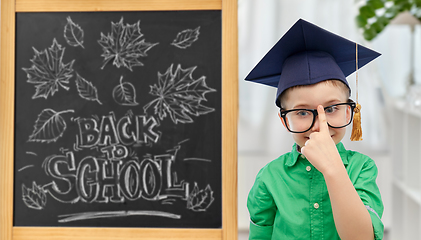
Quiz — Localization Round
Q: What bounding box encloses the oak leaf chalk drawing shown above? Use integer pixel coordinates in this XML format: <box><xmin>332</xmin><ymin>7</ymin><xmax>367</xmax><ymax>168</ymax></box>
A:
<box><xmin>171</xmin><ymin>26</ymin><xmax>200</xmax><ymax>49</ymax></box>
<box><xmin>98</xmin><ymin>17</ymin><xmax>159</xmax><ymax>71</ymax></box>
<box><xmin>64</xmin><ymin>16</ymin><xmax>85</xmax><ymax>48</ymax></box>
<box><xmin>186</xmin><ymin>183</ymin><xmax>214</xmax><ymax>212</ymax></box>
<box><xmin>23</xmin><ymin>39</ymin><xmax>75</xmax><ymax>99</ymax></box>
<box><xmin>112</xmin><ymin>76</ymin><xmax>139</xmax><ymax>106</ymax></box>
<box><xmin>28</xmin><ymin>108</ymin><xmax>75</xmax><ymax>143</ymax></box>
<box><xmin>75</xmin><ymin>73</ymin><xmax>102</xmax><ymax>105</ymax></box>
<box><xmin>22</xmin><ymin>182</ymin><xmax>47</xmax><ymax>210</ymax></box>
<box><xmin>143</xmin><ymin>64</ymin><xmax>216</xmax><ymax>124</ymax></box>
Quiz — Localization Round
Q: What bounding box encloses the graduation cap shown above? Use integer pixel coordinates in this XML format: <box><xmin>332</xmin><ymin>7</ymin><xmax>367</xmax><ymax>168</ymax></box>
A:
<box><xmin>245</xmin><ymin>19</ymin><xmax>381</xmax><ymax>141</ymax></box>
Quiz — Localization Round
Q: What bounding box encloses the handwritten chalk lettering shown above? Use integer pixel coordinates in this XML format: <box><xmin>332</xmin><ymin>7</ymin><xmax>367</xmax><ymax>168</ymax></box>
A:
<box><xmin>76</xmin><ymin>156</ymin><xmax>101</xmax><ymax>203</ymax></box>
<box><xmin>98</xmin><ymin>113</ymin><xmax>119</xmax><ymax>146</ymax></box>
<box><xmin>101</xmin><ymin>145</ymin><xmax>128</xmax><ymax>160</ymax></box>
<box><xmin>75</xmin><ymin>117</ymin><xmax>98</xmax><ymax>148</ymax></box>
<box><xmin>75</xmin><ymin>113</ymin><xmax>160</xmax><ymax>148</ymax></box>
<box><xmin>119</xmin><ymin>160</ymin><xmax>142</xmax><ymax>201</ymax></box>
<box><xmin>117</xmin><ymin>115</ymin><xmax>137</xmax><ymax>145</ymax></box>
<box><xmin>43</xmin><ymin>150</ymin><xmax>189</xmax><ymax>203</ymax></box>
<box><xmin>43</xmin><ymin>152</ymin><xmax>80</xmax><ymax>203</ymax></box>
<box><xmin>135</xmin><ymin>115</ymin><xmax>160</xmax><ymax>145</ymax></box>
<box><xmin>138</xmin><ymin>159</ymin><xmax>162</xmax><ymax>200</ymax></box>
<box><xmin>158</xmin><ymin>154</ymin><xmax>189</xmax><ymax>199</ymax></box>
<box><xmin>95</xmin><ymin>158</ymin><xmax>124</xmax><ymax>203</ymax></box>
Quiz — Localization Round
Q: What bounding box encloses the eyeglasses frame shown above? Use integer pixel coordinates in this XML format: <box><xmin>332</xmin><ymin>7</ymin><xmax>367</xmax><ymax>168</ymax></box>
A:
<box><xmin>279</xmin><ymin>100</ymin><xmax>357</xmax><ymax>133</ymax></box>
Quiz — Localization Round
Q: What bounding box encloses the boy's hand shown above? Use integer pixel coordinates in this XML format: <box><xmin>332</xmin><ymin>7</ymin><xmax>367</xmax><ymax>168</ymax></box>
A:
<box><xmin>301</xmin><ymin>105</ymin><xmax>343</xmax><ymax>175</ymax></box>
<box><xmin>302</xmin><ymin>106</ymin><xmax>374</xmax><ymax>239</ymax></box>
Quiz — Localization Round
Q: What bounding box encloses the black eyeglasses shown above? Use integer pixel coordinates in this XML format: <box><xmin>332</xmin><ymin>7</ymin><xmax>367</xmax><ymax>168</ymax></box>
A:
<box><xmin>280</xmin><ymin>101</ymin><xmax>356</xmax><ymax>133</ymax></box>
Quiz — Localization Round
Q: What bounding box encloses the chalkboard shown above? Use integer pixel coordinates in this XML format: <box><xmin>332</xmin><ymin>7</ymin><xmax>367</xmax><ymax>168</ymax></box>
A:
<box><xmin>13</xmin><ymin>11</ymin><xmax>222</xmax><ymax>228</ymax></box>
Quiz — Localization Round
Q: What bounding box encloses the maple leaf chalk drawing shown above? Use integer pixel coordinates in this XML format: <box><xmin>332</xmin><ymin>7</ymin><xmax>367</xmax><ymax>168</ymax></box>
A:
<box><xmin>64</xmin><ymin>16</ymin><xmax>85</xmax><ymax>48</ymax></box>
<box><xmin>143</xmin><ymin>64</ymin><xmax>216</xmax><ymax>124</ymax></box>
<box><xmin>23</xmin><ymin>39</ymin><xmax>75</xmax><ymax>99</ymax></box>
<box><xmin>112</xmin><ymin>76</ymin><xmax>139</xmax><ymax>106</ymax></box>
<box><xmin>28</xmin><ymin>108</ymin><xmax>74</xmax><ymax>143</ymax></box>
<box><xmin>22</xmin><ymin>182</ymin><xmax>47</xmax><ymax>210</ymax></box>
<box><xmin>75</xmin><ymin>73</ymin><xmax>102</xmax><ymax>105</ymax></box>
<box><xmin>171</xmin><ymin>26</ymin><xmax>200</xmax><ymax>49</ymax></box>
<box><xmin>98</xmin><ymin>17</ymin><xmax>159</xmax><ymax>71</ymax></box>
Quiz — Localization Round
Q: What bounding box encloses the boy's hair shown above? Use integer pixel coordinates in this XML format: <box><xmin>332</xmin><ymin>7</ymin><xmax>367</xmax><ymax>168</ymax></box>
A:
<box><xmin>279</xmin><ymin>79</ymin><xmax>351</xmax><ymax>109</ymax></box>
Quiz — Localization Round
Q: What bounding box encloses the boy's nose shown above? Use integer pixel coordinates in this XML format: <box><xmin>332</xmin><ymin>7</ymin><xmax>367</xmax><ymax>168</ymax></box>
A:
<box><xmin>311</xmin><ymin>117</ymin><xmax>320</xmax><ymax>132</ymax></box>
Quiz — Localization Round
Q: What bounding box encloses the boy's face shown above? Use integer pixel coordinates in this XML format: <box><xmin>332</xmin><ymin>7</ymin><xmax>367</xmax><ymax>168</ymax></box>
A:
<box><xmin>279</xmin><ymin>81</ymin><xmax>351</xmax><ymax>150</ymax></box>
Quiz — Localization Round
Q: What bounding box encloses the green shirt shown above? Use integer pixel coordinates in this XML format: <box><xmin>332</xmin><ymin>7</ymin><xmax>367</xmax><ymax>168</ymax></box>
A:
<box><xmin>247</xmin><ymin>142</ymin><xmax>384</xmax><ymax>240</ymax></box>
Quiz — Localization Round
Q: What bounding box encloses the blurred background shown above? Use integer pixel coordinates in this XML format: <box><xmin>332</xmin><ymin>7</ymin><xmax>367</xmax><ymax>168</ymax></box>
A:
<box><xmin>238</xmin><ymin>0</ymin><xmax>421</xmax><ymax>239</ymax></box>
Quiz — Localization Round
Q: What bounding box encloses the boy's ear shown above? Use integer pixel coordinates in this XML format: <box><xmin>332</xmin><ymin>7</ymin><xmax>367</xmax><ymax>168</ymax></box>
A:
<box><xmin>278</xmin><ymin>112</ymin><xmax>288</xmax><ymax>129</ymax></box>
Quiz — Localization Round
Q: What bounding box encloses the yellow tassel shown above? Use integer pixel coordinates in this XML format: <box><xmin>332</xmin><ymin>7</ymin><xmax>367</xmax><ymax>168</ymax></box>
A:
<box><xmin>350</xmin><ymin>103</ymin><xmax>362</xmax><ymax>141</ymax></box>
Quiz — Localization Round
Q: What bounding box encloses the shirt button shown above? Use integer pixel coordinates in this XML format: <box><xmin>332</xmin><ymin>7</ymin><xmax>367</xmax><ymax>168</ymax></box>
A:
<box><xmin>306</xmin><ymin>166</ymin><xmax>311</xmax><ymax>171</ymax></box>
<box><xmin>314</xmin><ymin>203</ymin><xmax>319</xmax><ymax>209</ymax></box>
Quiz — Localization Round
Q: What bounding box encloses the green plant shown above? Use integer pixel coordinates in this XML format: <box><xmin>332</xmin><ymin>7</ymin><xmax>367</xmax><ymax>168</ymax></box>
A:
<box><xmin>356</xmin><ymin>0</ymin><xmax>421</xmax><ymax>40</ymax></box>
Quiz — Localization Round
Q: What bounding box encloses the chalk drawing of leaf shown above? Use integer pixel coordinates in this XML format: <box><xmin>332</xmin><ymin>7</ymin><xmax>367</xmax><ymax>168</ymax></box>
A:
<box><xmin>112</xmin><ymin>76</ymin><xmax>139</xmax><ymax>106</ymax></box>
<box><xmin>75</xmin><ymin>73</ymin><xmax>102</xmax><ymax>105</ymax></box>
<box><xmin>171</xmin><ymin>26</ymin><xmax>200</xmax><ymax>49</ymax></box>
<box><xmin>143</xmin><ymin>64</ymin><xmax>216</xmax><ymax>124</ymax></box>
<box><xmin>22</xmin><ymin>182</ymin><xmax>47</xmax><ymax>210</ymax></box>
<box><xmin>23</xmin><ymin>38</ymin><xmax>75</xmax><ymax>99</ymax></box>
<box><xmin>186</xmin><ymin>183</ymin><xmax>214</xmax><ymax>212</ymax></box>
<box><xmin>64</xmin><ymin>16</ymin><xmax>85</xmax><ymax>48</ymax></box>
<box><xmin>98</xmin><ymin>17</ymin><xmax>159</xmax><ymax>71</ymax></box>
<box><xmin>28</xmin><ymin>108</ymin><xmax>74</xmax><ymax>143</ymax></box>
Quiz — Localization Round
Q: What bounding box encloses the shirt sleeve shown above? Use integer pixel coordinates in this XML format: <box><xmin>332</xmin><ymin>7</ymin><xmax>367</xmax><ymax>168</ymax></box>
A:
<box><xmin>352</xmin><ymin>157</ymin><xmax>384</xmax><ymax>240</ymax></box>
<box><xmin>247</xmin><ymin>168</ymin><xmax>276</xmax><ymax>240</ymax></box>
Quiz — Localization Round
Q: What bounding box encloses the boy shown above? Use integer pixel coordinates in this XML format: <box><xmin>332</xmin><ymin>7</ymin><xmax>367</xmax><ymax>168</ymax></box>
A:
<box><xmin>245</xmin><ymin>19</ymin><xmax>384</xmax><ymax>239</ymax></box>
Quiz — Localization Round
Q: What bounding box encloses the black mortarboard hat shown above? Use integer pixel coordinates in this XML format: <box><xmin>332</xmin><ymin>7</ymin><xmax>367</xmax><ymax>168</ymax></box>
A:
<box><xmin>245</xmin><ymin>18</ymin><xmax>381</xmax><ymax>108</ymax></box>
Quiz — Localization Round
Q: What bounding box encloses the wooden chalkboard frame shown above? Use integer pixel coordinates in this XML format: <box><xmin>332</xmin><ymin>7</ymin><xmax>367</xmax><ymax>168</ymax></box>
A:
<box><xmin>0</xmin><ymin>0</ymin><xmax>238</xmax><ymax>239</ymax></box>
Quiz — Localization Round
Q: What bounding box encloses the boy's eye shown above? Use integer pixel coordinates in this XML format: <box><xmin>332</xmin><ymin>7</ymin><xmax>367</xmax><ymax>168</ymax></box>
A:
<box><xmin>325</xmin><ymin>106</ymin><xmax>339</xmax><ymax>114</ymax></box>
<box><xmin>295</xmin><ymin>110</ymin><xmax>310</xmax><ymax>117</ymax></box>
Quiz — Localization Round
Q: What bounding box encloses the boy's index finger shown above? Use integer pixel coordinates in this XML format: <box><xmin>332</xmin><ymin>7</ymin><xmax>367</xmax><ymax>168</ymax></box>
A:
<box><xmin>317</xmin><ymin>105</ymin><xmax>329</xmax><ymax>133</ymax></box>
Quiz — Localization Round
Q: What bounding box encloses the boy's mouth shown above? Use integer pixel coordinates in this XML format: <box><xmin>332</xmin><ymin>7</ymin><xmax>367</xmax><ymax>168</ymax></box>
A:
<box><xmin>304</xmin><ymin>135</ymin><xmax>334</xmax><ymax>139</ymax></box>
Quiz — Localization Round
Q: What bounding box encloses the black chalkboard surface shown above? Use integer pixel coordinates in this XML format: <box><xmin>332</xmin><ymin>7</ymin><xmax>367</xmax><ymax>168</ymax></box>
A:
<box><xmin>14</xmin><ymin>10</ymin><xmax>221</xmax><ymax>228</ymax></box>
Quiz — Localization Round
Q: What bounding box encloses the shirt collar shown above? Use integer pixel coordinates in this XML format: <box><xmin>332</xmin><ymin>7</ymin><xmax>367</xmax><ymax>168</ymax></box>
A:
<box><xmin>286</xmin><ymin>142</ymin><xmax>349</xmax><ymax>167</ymax></box>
